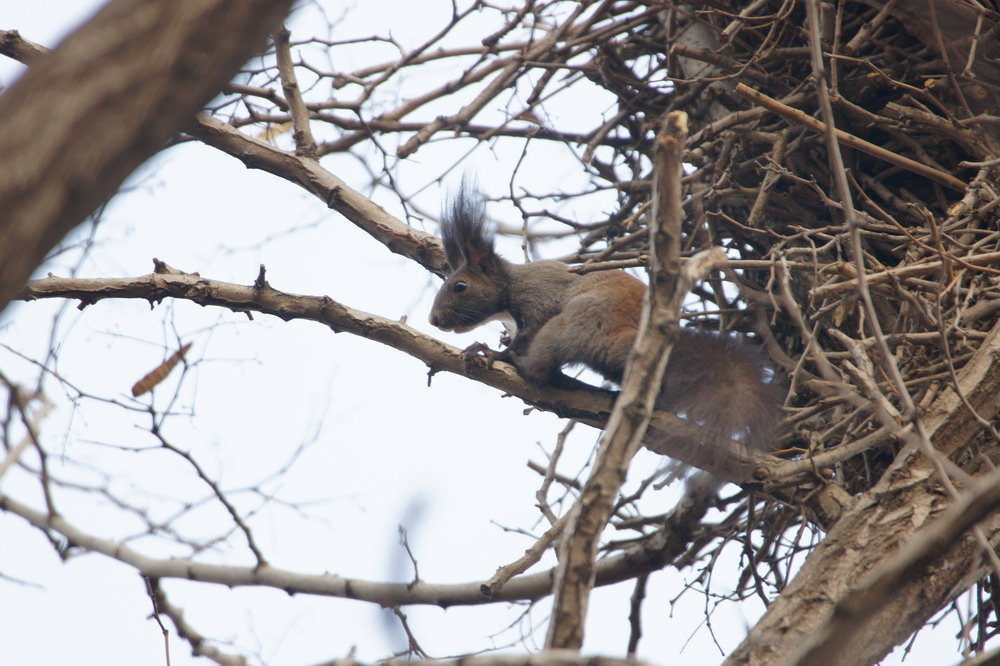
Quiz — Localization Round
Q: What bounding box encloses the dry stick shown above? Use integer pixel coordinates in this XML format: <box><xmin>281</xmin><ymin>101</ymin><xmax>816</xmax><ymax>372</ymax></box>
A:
<box><xmin>544</xmin><ymin>111</ymin><xmax>690</xmax><ymax>651</ymax></box>
<box><xmin>762</xmin><ymin>423</ymin><xmax>906</xmax><ymax>490</ymax></box>
<box><xmin>273</xmin><ymin>26</ymin><xmax>317</xmax><ymax>158</ymax></box>
<box><xmin>483</xmin><ymin>513</ymin><xmax>570</xmax><ymax>596</ymax></box>
<box><xmin>810</xmin><ymin>250</ymin><xmax>1000</xmax><ymax>299</ymax></box>
<box><xmin>734</xmin><ymin>83</ymin><xmax>967</xmax><ymax>192</ymax></box>
<box><xmin>720</xmin><ymin>0</ymin><xmax>771</xmax><ymax>40</ymax></box>
<box><xmin>844</xmin><ymin>0</ymin><xmax>900</xmax><ymax>54</ymax></box>
<box><xmin>395</xmin><ymin>1</ymin><xmax>588</xmax><ymax>159</ymax></box>
<box><xmin>747</xmin><ymin>129</ymin><xmax>788</xmax><ymax>227</ymax></box>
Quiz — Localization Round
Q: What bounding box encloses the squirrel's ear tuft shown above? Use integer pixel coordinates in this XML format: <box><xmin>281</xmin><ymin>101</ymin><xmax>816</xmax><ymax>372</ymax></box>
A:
<box><xmin>441</xmin><ymin>177</ymin><xmax>495</xmax><ymax>271</ymax></box>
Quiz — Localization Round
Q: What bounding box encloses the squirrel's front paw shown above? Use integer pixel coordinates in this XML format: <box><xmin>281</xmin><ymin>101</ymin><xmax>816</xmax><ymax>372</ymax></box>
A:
<box><xmin>460</xmin><ymin>342</ymin><xmax>505</xmax><ymax>372</ymax></box>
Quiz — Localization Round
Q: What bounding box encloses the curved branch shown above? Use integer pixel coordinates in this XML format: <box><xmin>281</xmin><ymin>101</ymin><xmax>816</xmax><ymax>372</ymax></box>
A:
<box><xmin>187</xmin><ymin>114</ymin><xmax>448</xmax><ymax>276</ymax></box>
<box><xmin>0</xmin><ymin>470</ymin><xmax>723</xmax><ymax>608</ymax></box>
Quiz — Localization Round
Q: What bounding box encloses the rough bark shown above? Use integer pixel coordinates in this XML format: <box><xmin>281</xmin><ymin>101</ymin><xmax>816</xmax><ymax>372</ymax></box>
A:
<box><xmin>0</xmin><ymin>0</ymin><xmax>294</xmax><ymax>314</ymax></box>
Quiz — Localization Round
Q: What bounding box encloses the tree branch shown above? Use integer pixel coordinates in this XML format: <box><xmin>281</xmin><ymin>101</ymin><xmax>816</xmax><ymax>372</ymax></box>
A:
<box><xmin>0</xmin><ymin>0</ymin><xmax>294</xmax><ymax>314</ymax></box>
<box><xmin>0</xmin><ymin>478</ymin><xmax>744</xmax><ymax>609</ymax></box>
<box><xmin>186</xmin><ymin>114</ymin><xmax>448</xmax><ymax>276</ymax></box>
<box><xmin>797</xmin><ymin>465</ymin><xmax>1000</xmax><ymax>664</ymax></box>
<box><xmin>19</xmin><ymin>264</ymin><xmax>782</xmax><ymax>485</ymax></box>
<box><xmin>545</xmin><ymin>111</ymin><xmax>690</xmax><ymax>650</ymax></box>
<box><xmin>725</xmin><ymin>317</ymin><xmax>1000</xmax><ymax>666</ymax></box>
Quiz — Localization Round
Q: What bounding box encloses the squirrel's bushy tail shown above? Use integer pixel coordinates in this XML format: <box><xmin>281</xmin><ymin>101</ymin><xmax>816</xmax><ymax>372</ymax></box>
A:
<box><xmin>646</xmin><ymin>329</ymin><xmax>785</xmax><ymax>479</ymax></box>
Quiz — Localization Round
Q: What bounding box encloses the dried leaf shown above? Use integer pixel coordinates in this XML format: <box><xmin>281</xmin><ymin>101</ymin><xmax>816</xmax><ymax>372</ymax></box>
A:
<box><xmin>131</xmin><ymin>342</ymin><xmax>193</xmax><ymax>397</ymax></box>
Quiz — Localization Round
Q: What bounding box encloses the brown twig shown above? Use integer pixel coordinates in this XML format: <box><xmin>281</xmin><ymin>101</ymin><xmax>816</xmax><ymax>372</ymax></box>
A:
<box><xmin>734</xmin><ymin>83</ymin><xmax>967</xmax><ymax>191</ymax></box>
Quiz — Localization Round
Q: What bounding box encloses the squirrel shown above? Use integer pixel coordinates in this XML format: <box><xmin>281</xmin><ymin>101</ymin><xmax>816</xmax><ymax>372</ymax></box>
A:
<box><xmin>429</xmin><ymin>185</ymin><xmax>785</xmax><ymax>463</ymax></box>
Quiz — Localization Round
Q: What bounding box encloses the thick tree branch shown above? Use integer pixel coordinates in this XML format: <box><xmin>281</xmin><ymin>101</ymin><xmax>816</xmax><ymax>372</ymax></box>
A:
<box><xmin>18</xmin><ymin>264</ymin><xmax>615</xmax><ymax>423</ymax></box>
<box><xmin>19</xmin><ymin>265</ymin><xmax>784</xmax><ymax>486</ymax></box>
<box><xmin>0</xmin><ymin>0</ymin><xmax>294</xmax><ymax>314</ymax></box>
<box><xmin>798</xmin><ymin>466</ymin><xmax>1000</xmax><ymax>664</ymax></box>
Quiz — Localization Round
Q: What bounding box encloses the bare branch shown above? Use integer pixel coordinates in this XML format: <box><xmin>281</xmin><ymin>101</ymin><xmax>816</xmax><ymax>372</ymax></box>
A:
<box><xmin>546</xmin><ymin>111</ymin><xmax>691</xmax><ymax>650</ymax></box>
<box><xmin>0</xmin><ymin>0</ymin><xmax>294</xmax><ymax>314</ymax></box>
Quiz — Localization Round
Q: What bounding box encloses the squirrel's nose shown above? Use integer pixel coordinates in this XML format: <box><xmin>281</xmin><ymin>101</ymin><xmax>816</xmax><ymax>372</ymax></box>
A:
<box><xmin>430</xmin><ymin>314</ymin><xmax>439</xmax><ymax>327</ymax></box>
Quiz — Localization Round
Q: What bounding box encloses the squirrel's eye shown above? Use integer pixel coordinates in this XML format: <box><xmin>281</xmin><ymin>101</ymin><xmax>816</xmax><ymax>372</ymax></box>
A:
<box><xmin>454</xmin><ymin>280</ymin><xmax>468</xmax><ymax>293</ymax></box>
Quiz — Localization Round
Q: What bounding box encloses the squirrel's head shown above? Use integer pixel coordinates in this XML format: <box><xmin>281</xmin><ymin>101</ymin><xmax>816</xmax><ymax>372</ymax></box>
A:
<box><xmin>429</xmin><ymin>185</ymin><xmax>509</xmax><ymax>333</ymax></box>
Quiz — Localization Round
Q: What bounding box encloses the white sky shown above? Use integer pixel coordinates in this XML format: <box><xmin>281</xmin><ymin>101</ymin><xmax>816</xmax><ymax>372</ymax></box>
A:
<box><xmin>0</xmin><ymin>3</ymin><xmax>967</xmax><ymax>665</ymax></box>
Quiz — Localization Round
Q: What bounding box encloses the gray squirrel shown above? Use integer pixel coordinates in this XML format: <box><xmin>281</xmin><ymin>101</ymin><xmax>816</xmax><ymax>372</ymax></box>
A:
<box><xmin>429</xmin><ymin>186</ymin><xmax>784</xmax><ymax>461</ymax></box>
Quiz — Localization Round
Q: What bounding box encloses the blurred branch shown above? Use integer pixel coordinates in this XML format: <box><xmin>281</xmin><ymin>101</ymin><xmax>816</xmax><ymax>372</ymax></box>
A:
<box><xmin>0</xmin><ymin>30</ymin><xmax>50</xmax><ymax>64</ymax></box>
<box><xmin>147</xmin><ymin>578</ymin><xmax>248</xmax><ymax>666</ymax></box>
<box><xmin>0</xmin><ymin>379</ymin><xmax>52</xmax><ymax>484</ymax></box>
<box><xmin>384</xmin><ymin>653</ymin><xmax>647</xmax><ymax>666</ymax></box>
